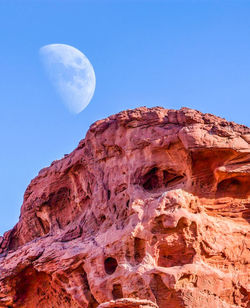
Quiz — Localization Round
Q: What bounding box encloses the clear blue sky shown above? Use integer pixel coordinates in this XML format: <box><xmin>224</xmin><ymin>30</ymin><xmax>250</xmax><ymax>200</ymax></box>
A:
<box><xmin>0</xmin><ymin>0</ymin><xmax>249</xmax><ymax>235</ymax></box>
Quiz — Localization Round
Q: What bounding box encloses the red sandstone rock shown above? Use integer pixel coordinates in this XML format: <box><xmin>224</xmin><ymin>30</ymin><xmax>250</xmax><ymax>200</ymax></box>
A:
<box><xmin>0</xmin><ymin>107</ymin><xmax>249</xmax><ymax>308</ymax></box>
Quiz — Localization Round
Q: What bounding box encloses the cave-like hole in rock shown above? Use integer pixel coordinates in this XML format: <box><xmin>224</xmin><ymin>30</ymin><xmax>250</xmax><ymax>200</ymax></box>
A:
<box><xmin>14</xmin><ymin>266</ymin><xmax>75</xmax><ymax>307</ymax></box>
<box><xmin>112</xmin><ymin>283</ymin><xmax>123</xmax><ymax>300</ymax></box>
<box><xmin>104</xmin><ymin>257</ymin><xmax>118</xmax><ymax>275</ymax></box>
<box><xmin>107</xmin><ymin>190</ymin><xmax>111</xmax><ymax>200</ymax></box>
<box><xmin>143</xmin><ymin>167</ymin><xmax>159</xmax><ymax>190</ymax></box>
<box><xmin>216</xmin><ymin>176</ymin><xmax>250</xmax><ymax>198</ymax></box>
<box><xmin>157</xmin><ymin>242</ymin><xmax>195</xmax><ymax>267</ymax></box>
<box><xmin>163</xmin><ymin>170</ymin><xmax>184</xmax><ymax>187</ymax></box>
<box><xmin>134</xmin><ymin>237</ymin><xmax>146</xmax><ymax>264</ymax></box>
<box><xmin>141</xmin><ymin>167</ymin><xmax>184</xmax><ymax>192</ymax></box>
<box><xmin>99</xmin><ymin>214</ymin><xmax>106</xmax><ymax>223</ymax></box>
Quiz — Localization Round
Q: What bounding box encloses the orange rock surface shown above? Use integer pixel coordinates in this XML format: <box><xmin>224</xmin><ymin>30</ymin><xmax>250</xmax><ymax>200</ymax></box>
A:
<box><xmin>0</xmin><ymin>107</ymin><xmax>249</xmax><ymax>308</ymax></box>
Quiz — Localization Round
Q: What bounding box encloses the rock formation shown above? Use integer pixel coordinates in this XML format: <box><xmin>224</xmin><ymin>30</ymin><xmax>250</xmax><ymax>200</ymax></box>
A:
<box><xmin>0</xmin><ymin>107</ymin><xmax>249</xmax><ymax>308</ymax></box>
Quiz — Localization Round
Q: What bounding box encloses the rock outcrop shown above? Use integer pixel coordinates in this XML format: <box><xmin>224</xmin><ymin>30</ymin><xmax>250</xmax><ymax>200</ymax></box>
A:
<box><xmin>0</xmin><ymin>107</ymin><xmax>249</xmax><ymax>308</ymax></box>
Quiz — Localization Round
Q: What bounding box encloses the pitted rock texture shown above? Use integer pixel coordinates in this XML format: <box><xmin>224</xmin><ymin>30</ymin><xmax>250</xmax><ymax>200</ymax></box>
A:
<box><xmin>0</xmin><ymin>107</ymin><xmax>249</xmax><ymax>308</ymax></box>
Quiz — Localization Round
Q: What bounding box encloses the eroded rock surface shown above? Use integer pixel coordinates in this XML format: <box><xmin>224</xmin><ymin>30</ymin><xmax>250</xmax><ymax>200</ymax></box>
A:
<box><xmin>0</xmin><ymin>107</ymin><xmax>249</xmax><ymax>308</ymax></box>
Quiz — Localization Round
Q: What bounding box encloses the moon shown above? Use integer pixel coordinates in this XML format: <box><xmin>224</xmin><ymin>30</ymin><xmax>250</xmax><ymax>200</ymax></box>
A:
<box><xmin>40</xmin><ymin>44</ymin><xmax>96</xmax><ymax>114</ymax></box>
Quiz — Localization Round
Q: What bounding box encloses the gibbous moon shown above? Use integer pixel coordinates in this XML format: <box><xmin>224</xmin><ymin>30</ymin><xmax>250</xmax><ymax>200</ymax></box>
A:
<box><xmin>40</xmin><ymin>44</ymin><xmax>96</xmax><ymax>114</ymax></box>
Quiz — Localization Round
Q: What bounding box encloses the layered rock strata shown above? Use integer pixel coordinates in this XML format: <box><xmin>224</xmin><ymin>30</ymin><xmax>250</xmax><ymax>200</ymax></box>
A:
<box><xmin>0</xmin><ymin>107</ymin><xmax>249</xmax><ymax>308</ymax></box>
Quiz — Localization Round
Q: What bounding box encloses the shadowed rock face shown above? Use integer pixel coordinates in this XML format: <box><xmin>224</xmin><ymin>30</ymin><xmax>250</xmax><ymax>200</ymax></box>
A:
<box><xmin>0</xmin><ymin>107</ymin><xmax>249</xmax><ymax>308</ymax></box>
